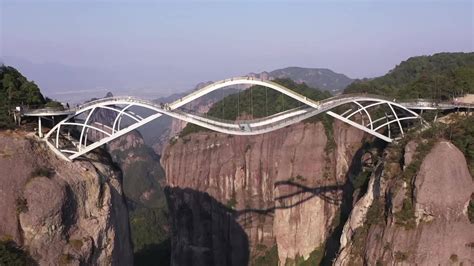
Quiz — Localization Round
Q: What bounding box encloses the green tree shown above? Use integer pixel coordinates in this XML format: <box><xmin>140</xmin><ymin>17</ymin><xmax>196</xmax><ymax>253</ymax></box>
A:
<box><xmin>0</xmin><ymin>240</ymin><xmax>35</xmax><ymax>265</ymax></box>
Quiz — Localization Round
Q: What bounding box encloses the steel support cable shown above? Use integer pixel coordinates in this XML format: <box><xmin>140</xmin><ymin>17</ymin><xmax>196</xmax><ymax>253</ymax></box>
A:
<box><xmin>279</xmin><ymin>93</ymin><xmax>284</xmax><ymax>113</ymax></box>
<box><xmin>265</xmin><ymin>86</ymin><xmax>268</xmax><ymax>117</ymax></box>
<box><xmin>251</xmin><ymin>85</ymin><xmax>254</xmax><ymax>118</ymax></box>
<box><xmin>238</xmin><ymin>89</ymin><xmax>240</xmax><ymax>119</ymax></box>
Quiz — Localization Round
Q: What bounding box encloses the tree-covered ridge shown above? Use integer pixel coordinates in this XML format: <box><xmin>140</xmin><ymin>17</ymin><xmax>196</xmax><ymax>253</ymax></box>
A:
<box><xmin>1</xmin><ymin>65</ymin><xmax>45</xmax><ymax>106</ymax></box>
<box><xmin>0</xmin><ymin>65</ymin><xmax>46</xmax><ymax>128</ymax></box>
<box><xmin>180</xmin><ymin>78</ymin><xmax>332</xmax><ymax>136</ymax></box>
<box><xmin>344</xmin><ymin>52</ymin><xmax>474</xmax><ymax>100</ymax></box>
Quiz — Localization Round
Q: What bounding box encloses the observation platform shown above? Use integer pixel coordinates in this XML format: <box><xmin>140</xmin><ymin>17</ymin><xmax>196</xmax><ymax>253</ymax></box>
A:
<box><xmin>22</xmin><ymin>107</ymin><xmax>75</xmax><ymax>137</ymax></box>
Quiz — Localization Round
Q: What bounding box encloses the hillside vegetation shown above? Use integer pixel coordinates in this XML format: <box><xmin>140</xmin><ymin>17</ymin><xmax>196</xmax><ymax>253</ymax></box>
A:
<box><xmin>0</xmin><ymin>65</ymin><xmax>46</xmax><ymax>128</ymax></box>
<box><xmin>180</xmin><ymin>78</ymin><xmax>331</xmax><ymax>136</ymax></box>
<box><xmin>345</xmin><ymin>52</ymin><xmax>474</xmax><ymax>100</ymax></box>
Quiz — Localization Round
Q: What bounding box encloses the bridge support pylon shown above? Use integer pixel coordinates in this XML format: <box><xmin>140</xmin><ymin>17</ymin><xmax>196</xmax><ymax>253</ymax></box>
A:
<box><xmin>38</xmin><ymin>117</ymin><xmax>43</xmax><ymax>138</ymax></box>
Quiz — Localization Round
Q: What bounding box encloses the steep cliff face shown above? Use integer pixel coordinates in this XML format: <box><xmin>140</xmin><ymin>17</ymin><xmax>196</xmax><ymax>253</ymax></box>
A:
<box><xmin>161</xmin><ymin>120</ymin><xmax>365</xmax><ymax>264</ymax></box>
<box><xmin>107</xmin><ymin>130</ymin><xmax>170</xmax><ymax>263</ymax></box>
<box><xmin>336</xmin><ymin>140</ymin><xmax>474</xmax><ymax>265</ymax></box>
<box><xmin>0</xmin><ymin>130</ymin><xmax>133</xmax><ymax>265</ymax></box>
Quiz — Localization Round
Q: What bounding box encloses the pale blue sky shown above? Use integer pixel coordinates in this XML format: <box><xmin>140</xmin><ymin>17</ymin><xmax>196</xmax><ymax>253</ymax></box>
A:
<box><xmin>1</xmin><ymin>0</ymin><xmax>473</xmax><ymax>97</ymax></box>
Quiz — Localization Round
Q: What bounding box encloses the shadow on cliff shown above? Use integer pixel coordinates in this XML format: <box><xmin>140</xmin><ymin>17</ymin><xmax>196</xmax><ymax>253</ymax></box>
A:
<box><xmin>165</xmin><ymin>182</ymin><xmax>344</xmax><ymax>266</ymax></box>
<box><xmin>234</xmin><ymin>181</ymin><xmax>343</xmax><ymax>218</ymax></box>
<box><xmin>165</xmin><ymin>187</ymin><xmax>249</xmax><ymax>266</ymax></box>
<box><xmin>134</xmin><ymin>238</ymin><xmax>171</xmax><ymax>266</ymax></box>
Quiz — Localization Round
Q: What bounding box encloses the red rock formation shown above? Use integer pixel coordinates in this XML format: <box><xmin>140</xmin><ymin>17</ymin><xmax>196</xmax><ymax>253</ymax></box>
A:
<box><xmin>161</xmin><ymin>120</ymin><xmax>365</xmax><ymax>263</ymax></box>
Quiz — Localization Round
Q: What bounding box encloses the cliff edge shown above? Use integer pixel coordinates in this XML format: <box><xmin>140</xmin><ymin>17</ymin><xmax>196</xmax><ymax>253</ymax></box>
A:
<box><xmin>0</xmin><ymin>130</ymin><xmax>133</xmax><ymax>265</ymax></box>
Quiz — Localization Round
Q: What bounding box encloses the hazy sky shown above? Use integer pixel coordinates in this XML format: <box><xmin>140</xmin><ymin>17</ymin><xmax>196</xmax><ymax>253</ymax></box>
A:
<box><xmin>1</xmin><ymin>0</ymin><xmax>473</xmax><ymax>98</ymax></box>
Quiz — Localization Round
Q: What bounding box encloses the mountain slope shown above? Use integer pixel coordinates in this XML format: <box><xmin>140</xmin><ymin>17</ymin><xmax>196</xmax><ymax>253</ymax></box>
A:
<box><xmin>344</xmin><ymin>52</ymin><xmax>474</xmax><ymax>100</ymax></box>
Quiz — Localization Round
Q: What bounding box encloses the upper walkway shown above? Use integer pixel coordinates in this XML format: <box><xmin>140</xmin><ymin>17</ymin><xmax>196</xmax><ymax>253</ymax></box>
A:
<box><xmin>22</xmin><ymin>107</ymin><xmax>75</xmax><ymax>117</ymax></box>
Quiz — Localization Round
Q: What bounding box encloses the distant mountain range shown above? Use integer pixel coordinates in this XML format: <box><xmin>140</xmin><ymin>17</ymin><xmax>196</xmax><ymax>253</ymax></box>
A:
<box><xmin>249</xmin><ymin>67</ymin><xmax>353</xmax><ymax>94</ymax></box>
<box><xmin>149</xmin><ymin>66</ymin><xmax>353</xmax><ymax>103</ymax></box>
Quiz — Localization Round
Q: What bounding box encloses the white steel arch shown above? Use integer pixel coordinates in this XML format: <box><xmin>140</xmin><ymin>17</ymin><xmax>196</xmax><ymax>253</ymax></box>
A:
<box><xmin>42</xmin><ymin>77</ymin><xmax>422</xmax><ymax>161</ymax></box>
<box><xmin>167</xmin><ymin>77</ymin><xmax>321</xmax><ymax>110</ymax></box>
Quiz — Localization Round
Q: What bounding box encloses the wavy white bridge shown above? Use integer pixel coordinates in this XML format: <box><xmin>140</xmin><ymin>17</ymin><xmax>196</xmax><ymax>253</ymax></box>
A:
<box><xmin>34</xmin><ymin>77</ymin><xmax>432</xmax><ymax>161</ymax></box>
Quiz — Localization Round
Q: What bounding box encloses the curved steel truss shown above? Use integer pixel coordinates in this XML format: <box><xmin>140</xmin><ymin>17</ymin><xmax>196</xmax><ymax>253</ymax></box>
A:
<box><xmin>44</xmin><ymin>77</ymin><xmax>421</xmax><ymax>161</ymax></box>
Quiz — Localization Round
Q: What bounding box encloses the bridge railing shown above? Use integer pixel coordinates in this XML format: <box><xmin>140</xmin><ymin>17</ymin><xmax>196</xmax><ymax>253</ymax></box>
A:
<box><xmin>398</xmin><ymin>99</ymin><xmax>474</xmax><ymax>108</ymax></box>
<box><xmin>175</xmin><ymin>107</ymin><xmax>318</xmax><ymax>133</ymax></box>
<box><xmin>173</xmin><ymin>109</ymin><xmax>240</xmax><ymax>127</ymax></box>
<box><xmin>238</xmin><ymin>106</ymin><xmax>313</xmax><ymax>124</ymax></box>
<box><xmin>251</xmin><ymin>108</ymin><xmax>320</xmax><ymax>132</ymax></box>
<box><xmin>319</xmin><ymin>93</ymin><xmax>395</xmax><ymax>105</ymax></box>
<box><xmin>178</xmin><ymin>105</ymin><xmax>312</xmax><ymax>124</ymax></box>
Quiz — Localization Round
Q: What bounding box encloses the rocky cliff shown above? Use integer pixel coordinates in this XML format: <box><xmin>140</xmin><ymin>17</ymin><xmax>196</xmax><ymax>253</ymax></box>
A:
<box><xmin>0</xmin><ymin>130</ymin><xmax>133</xmax><ymax>265</ymax></box>
<box><xmin>335</xmin><ymin>139</ymin><xmax>474</xmax><ymax>265</ymax></box>
<box><xmin>161</xmin><ymin>119</ymin><xmax>366</xmax><ymax>264</ymax></box>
